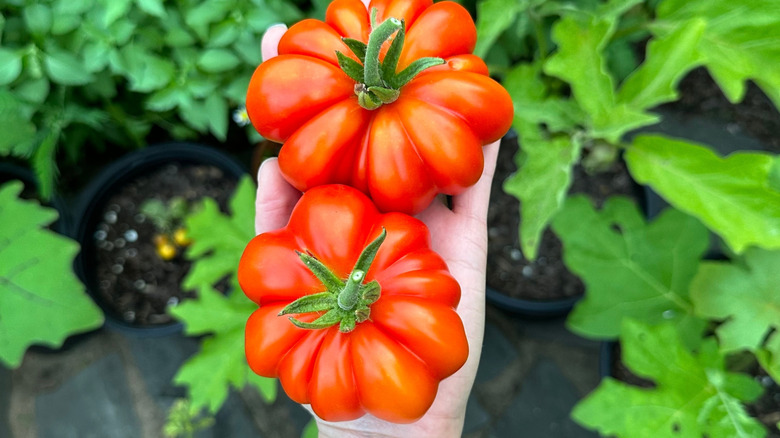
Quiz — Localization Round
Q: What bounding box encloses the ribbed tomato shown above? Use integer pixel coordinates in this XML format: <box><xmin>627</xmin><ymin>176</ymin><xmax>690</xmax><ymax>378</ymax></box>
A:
<box><xmin>246</xmin><ymin>0</ymin><xmax>513</xmax><ymax>214</ymax></box>
<box><xmin>238</xmin><ymin>185</ymin><xmax>468</xmax><ymax>423</ymax></box>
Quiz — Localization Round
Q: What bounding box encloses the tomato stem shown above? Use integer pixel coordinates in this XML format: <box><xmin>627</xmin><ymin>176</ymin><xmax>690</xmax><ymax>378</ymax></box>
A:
<box><xmin>338</xmin><ymin>8</ymin><xmax>445</xmax><ymax>110</ymax></box>
<box><xmin>280</xmin><ymin>228</ymin><xmax>387</xmax><ymax>332</ymax></box>
<box><xmin>364</xmin><ymin>16</ymin><xmax>403</xmax><ymax>88</ymax></box>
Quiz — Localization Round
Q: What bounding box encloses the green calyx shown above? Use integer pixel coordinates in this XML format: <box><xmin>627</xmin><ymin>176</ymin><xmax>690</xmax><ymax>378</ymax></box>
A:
<box><xmin>278</xmin><ymin>229</ymin><xmax>387</xmax><ymax>333</ymax></box>
<box><xmin>337</xmin><ymin>8</ymin><xmax>445</xmax><ymax>110</ymax></box>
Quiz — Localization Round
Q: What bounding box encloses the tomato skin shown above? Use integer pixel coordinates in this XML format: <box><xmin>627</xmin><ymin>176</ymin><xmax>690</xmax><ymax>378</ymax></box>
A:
<box><xmin>239</xmin><ymin>185</ymin><xmax>467</xmax><ymax>423</ymax></box>
<box><xmin>246</xmin><ymin>0</ymin><xmax>513</xmax><ymax>215</ymax></box>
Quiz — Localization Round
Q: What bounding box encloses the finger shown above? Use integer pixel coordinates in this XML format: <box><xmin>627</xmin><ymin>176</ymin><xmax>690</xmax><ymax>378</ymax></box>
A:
<box><xmin>262</xmin><ymin>24</ymin><xmax>288</xmax><ymax>62</ymax></box>
<box><xmin>255</xmin><ymin>158</ymin><xmax>302</xmax><ymax>235</ymax></box>
<box><xmin>360</xmin><ymin>0</ymin><xmax>370</xmax><ymax>9</ymax></box>
<box><xmin>450</xmin><ymin>139</ymin><xmax>500</xmax><ymax>220</ymax></box>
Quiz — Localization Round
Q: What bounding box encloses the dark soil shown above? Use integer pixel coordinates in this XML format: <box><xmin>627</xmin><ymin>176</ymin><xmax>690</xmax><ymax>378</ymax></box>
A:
<box><xmin>747</xmin><ymin>366</ymin><xmax>780</xmax><ymax>437</ymax></box>
<box><xmin>486</xmin><ymin>135</ymin><xmax>637</xmax><ymax>301</ymax></box>
<box><xmin>89</xmin><ymin>164</ymin><xmax>237</xmax><ymax>326</ymax></box>
<box><xmin>609</xmin><ymin>343</ymin><xmax>780</xmax><ymax>436</ymax></box>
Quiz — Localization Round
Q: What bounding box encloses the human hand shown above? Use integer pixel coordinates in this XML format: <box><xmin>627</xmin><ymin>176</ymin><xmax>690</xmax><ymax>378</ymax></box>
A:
<box><xmin>253</xmin><ymin>21</ymin><xmax>498</xmax><ymax>438</ymax></box>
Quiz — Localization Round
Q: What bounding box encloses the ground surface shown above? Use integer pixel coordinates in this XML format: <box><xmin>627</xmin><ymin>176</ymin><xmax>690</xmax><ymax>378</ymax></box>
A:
<box><xmin>1</xmin><ymin>305</ymin><xmax>601</xmax><ymax>438</ymax></box>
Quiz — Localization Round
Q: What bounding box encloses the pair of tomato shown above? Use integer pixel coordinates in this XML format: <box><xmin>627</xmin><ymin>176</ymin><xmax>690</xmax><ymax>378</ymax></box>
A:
<box><xmin>239</xmin><ymin>0</ymin><xmax>512</xmax><ymax>423</ymax></box>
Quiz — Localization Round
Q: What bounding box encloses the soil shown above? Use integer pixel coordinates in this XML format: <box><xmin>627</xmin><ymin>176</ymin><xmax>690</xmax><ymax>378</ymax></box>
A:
<box><xmin>88</xmin><ymin>163</ymin><xmax>237</xmax><ymax>326</ymax></box>
<box><xmin>486</xmin><ymin>135</ymin><xmax>637</xmax><ymax>301</ymax></box>
<box><xmin>609</xmin><ymin>343</ymin><xmax>780</xmax><ymax>436</ymax></box>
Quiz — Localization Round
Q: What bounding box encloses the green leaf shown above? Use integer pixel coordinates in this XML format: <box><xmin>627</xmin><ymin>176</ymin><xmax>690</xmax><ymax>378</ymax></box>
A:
<box><xmin>23</xmin><ymin>4</ymin><xmax>53</xmax><ymax>36</ymax></box>
<box><xmin>691</xmin><ymin>248</ymin><xmax>780</xmax><ymax>352</ymax></box>
<box><xmin>770</xmin><ymin>156</ymin><xmax>780</xmax><ymax>193</ymax></box>
<box><xmin>197</xmin><ymin>49</ymin><xmax>240</xmax><ymax>73</ymax></box>
<box><xmin>13</xmin><ymin>77</ymin><xmax>50</xmax><ymax>104</ymax></box>
<box><xmin>655</xmin><ymin>0</ymin><xmax>780</xmax><ymax>108</ymax></box>
<box><xmin>43</xmin><ymin>49</ymin><xmax>94</xmax><ymax>86</ymax></box>
<box><xmin>504</xmin><ymin>129</ymin><xmax>581</xmax><ymax>261</ymax></box>
<box><xmin>179</xmin><ymin>98</ymin><xmax>210</xmax><ymax>132</ymax></box>
<box><xmin>32</xmin><ymin>127</ymin><xmax>60</xmax><ymax>201</ymax></box>
<box><xmin>504</xmin><ymin>62</ymin><xmax>585</xmax><ymax>133</ymax></box>
<box><xmin>616</xmin><ymin>19</ymin><xmax>705</xmax><ymax>110</ymax></box>
<box><xmin>474</xmin><ymin>0</ymin><xmax>522</xmax><ymax>59</ymax></box>
<box><xmin>170</xmin><ymin>287</ymin><xmax>270</xmax><ymax>414</ymax></box>
<box><xmin>0</xmin><ymin>91</ymin><xmax>36</xmax><ymax>156</ymax></box>
<box><xmin>224</xmin><ymin>74</ymin><xmax>250</xmax><ymax>103</ymax></box>
<box><xmin>146</xmin><ymin>86</ymin><xmax>189</xmax><ymax>112</ymax></box>
<box><xmin>0</xmin><ymin>48</ymin><xmax>22</xmax><ymax>85</ymax></box>
<box><xmin>234</xmin><ymin>30</ymin><xmax>263</xmax><ymax>65</ymax></box>
<box><xmin>625</xmin><ymin>135</ymin><xmax>780</xmax><ymax>253</ymax></box>
<box><xmin>101</xmin><ymin>0</ymin><xmax>133</xmax><ymax>27</ymax></box>
<box><xmin>756</xmin><ymin>332</ymin><xmax>780</xmax><ymax>383</ymax></box>
<box><xmin>247</xmin><ymin>372</ymin><xmax>277</xmax><ymax>403</ymax></box>
<box><xmin>544</xmin><ymin>14</ymin><xmax>656</xmax><ymax>142</ymax></box>
<box><xmin>0</xmin><ymin>181</ymin><xmax>104</xmax><ymax>368</ymax></box>
<box><xmin>120</xmin><ymin>46</ymin><xmax>175</xmax><ymax>93</ymax></box>
<box><xmin>185</xmin><ymin>0</ymin><xmax>232</xmax><ymax>39</ymax></box>
<box><xmin>208</xmin><ymin>21</ymin><xmax>240</xmax><ymax>48</ymax></box>
<box><xmin>552</xmin><ymin>196</ymin><xmax>709</xmax><ymax>342</ymax></box>
<box><xmin>135</xmin><ymin>0</ymin><xmax>166</xmax><ymax>18</ymax></box>
<box><xmin>51</xmin><ymin>14</ymin><xmax>81</xmax><ymax>35</ymax></box>
<box><xmin>182</xmin><ymin>176</ymin><xmax>255</xmax><ymax>291</ymax></box>
<box><xmin>301</xmin><ymin>419</ymin><xmax>318</xmax><ymax>438</ymax></box>
<box><xmin>204</xmin><ymin>94</ymin><xmax>228</xmax><ymax>141</ymax></box>
<box><xmin>573</xmin><ymin>320</ymin><xmax>766</xmax><ymax>438</ymax></box>
<box><xmin>53</xmin><ymin>0</ymin><xmax>95</xmax><ymax>16</ymax></box>
<box><xmin>82</xmin><ymin>41</ymin><xmax>112</xmax><ymax>73</ymax></box>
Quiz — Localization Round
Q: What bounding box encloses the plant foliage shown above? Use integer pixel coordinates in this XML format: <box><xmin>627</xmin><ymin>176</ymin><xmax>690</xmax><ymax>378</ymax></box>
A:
<box><xmin>0</xmin><ymin>0</ymin><xmax>306</xmax><ymax>198</ymax></box>
<box><xmin>0</xmin><ymin>181</ymin><xmax>103</xmax><ymax>367</ymax></box>
<box><xmin>475</xmin><ymin>0</ymin><xmax>780</xmax><ymax>434</ymax></box>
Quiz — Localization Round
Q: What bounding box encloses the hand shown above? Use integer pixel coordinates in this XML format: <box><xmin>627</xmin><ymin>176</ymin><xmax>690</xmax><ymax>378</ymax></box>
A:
<box><xmin>254</xmin><ymin>23</ymin><xmax>498</xmax><ymax>438</ymax></box>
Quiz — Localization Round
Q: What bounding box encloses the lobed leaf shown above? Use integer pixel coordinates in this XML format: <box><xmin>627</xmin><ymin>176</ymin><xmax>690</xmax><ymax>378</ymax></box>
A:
<box><xmin>473</xmin><ymin>0</ymin><xmax>523</xmax><ymax>59</ymax></box>
<box><xmin>170</xmin><ymin>287</ymin><xmax>275</xmax><ymax>413</ymax></box>
<box><xmin>182</xmin><ymin>176</ymin><xmax>255</xmax><ymax>291</ymax></box>
<box><xmin>625</xmin><ymin>135</ymin><xmax>780</xmax><ymax>253</ymax></box>
<box><xmin>504</xmin><ymin>125</ymin><xmax>580</xmax><ymax>261</ymax></box>
<box><xmin>691</xmin><ymin>248</ymin><xmax>780</xmax><ymax>352</ymax></box>
<box><xmin>616</xmin><ymin>18</ymin><xmax>706</xmax><ymax>110</ymax></box>
<box><xmin>544</xmin><ymin>13</ymin><xmax>656</xmax><ymax>142</ymax></box>
<box><xmin>0</xmin><ymin>182</ymin><xmax>104</xmax><ymax>368</ymax></box>
<box><xmin>573</xmin><ymin>320</ymin><xmax>766</xmax><ymax>438</ymax></box>
<box><xmin>552</xmin><ymin>196</ymin><xmax>709</xmax><ymax>342</ymax></box>
<box><xmin>655</xmin><ymin>0</ymin><xmax>780</xmax><ymax>109</ymax></box>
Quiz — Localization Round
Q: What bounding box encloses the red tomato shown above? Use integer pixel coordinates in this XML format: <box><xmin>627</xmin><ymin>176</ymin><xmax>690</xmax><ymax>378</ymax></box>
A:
<box><xmin>246</xmin><ymin>0</ymin><xmax>513</xmax><ymax>214</ymax></box>
<box><xmin>238</xmin><ymin>185</ymin><xmax>468</xmax><ymax>423</ymax></box>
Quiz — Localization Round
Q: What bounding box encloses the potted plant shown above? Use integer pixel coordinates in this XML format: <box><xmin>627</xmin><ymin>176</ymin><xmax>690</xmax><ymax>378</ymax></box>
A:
<box><xmin>73</xmin><ymin>142</ymin><xmax>247</xmax><ymax>335</ymax></box>
<box><xmin>472</xmin><ymin>0</ymin><xmax>780</xmax><ymax>321</ymax></box>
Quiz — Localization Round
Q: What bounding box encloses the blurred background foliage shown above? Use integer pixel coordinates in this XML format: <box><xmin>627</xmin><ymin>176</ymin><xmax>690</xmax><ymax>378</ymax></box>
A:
<box><xmin>0</xmin><ymin>0</ymin><xmax>330</xmax><ymax>198</ymax></box>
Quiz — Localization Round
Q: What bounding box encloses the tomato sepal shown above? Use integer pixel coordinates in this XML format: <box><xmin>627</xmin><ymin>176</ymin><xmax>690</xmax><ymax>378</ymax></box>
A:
<box><xmin>279</xmin><ymin>228</ymin><xmax>387</xmax><ymax>333</ymax></box>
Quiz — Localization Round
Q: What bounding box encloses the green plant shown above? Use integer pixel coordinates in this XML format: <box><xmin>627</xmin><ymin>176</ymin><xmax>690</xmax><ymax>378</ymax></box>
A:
<box><xmin>163</xmin><ymin>398</ymin><xmax>215</xmax><ymax>438</ymax></box>
<box><xmin>0</xmin><ymin>180</ymin><xmax>103</xmax><ymax>367</ymax></box>
<box><xmin>140</xmin><ymin>196</ymin><xmax>193</xmax><ymax>260</ymax></box>
<box><xmin>0</xmin><ymin>0</ymin><xmax>308</xmax><ymax>198</ymax></box>
<box><xmin>473</xmin><ymin>0</ymin><xmax>780</xmax><ymax>435</ymax></box>
<box><xmin>162</xmin><ymin>176</ymin><xmax>278</xmax><ymax>433</ymax></box>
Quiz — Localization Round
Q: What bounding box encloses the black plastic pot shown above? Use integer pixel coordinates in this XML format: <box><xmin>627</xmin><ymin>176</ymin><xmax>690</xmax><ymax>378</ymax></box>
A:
<box><xmin>73</xmin><ymin>142</ymin><xmax>247</xmax><ymax>337</ymax></box>
<box><xmin>486</xmin><ymin>286</ymin><xmax>582</xmax><ymax>318</ymax></box>
<box><xmin>0</xmin><ymin>162</ymin><xmax>72</xmax><ymax>236</ymax></box>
